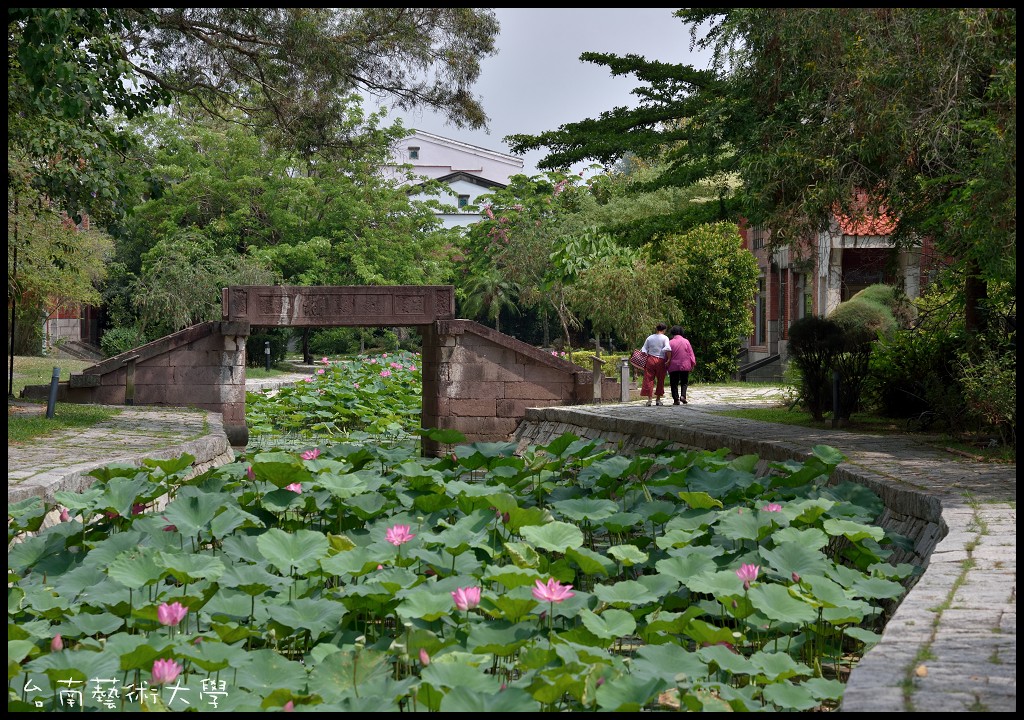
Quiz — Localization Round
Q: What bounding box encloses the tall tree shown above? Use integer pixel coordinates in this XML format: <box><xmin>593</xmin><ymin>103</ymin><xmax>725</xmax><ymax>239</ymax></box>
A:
<box><xmin>9</xmin><ymin>7</ymin><xmax>498</xmax><ymax>367</ymax></box>
<box><xmin>10</xmin><ymin>7</ymin><xmax>499</xmax><ymax>223</ymax></box>
<box><xmin>508</xmin><ymin>9</ymin><xmax>1015</xmax><ymax>333</ymax></box>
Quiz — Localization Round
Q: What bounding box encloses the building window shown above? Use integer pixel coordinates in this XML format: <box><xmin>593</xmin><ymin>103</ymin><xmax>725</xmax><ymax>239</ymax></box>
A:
<box><xmin>408</xmin><ymin>146</ymin><xmax>420</xmax><ymax>160</ymax></box>
<box><xmin>458</xmin><ymin>194</ymin><xmax>470</xmax><ymax>208</ymax></box>
<box><xmin>751</xmin><ymin>225</ymin><xmax>768</xmax><ymax>250</ymax></box>
<box><xmin>755</xmin><ymin>276</ymin><xmax>766</xmax><ymax>345</ymax></box>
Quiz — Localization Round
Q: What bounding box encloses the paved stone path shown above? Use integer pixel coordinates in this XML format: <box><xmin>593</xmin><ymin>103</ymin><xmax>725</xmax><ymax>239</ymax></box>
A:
<box><xmin>7</xmin><ymin>381</ymin><xmax>1015</xmax><ymax>712</ymax></box>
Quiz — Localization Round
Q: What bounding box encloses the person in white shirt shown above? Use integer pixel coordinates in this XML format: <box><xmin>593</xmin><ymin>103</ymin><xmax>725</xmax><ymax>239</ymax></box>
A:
<box><xmin>640</xmin><ymin>323</ymin><xmax>672</xmax><ymax>406</ymax></box>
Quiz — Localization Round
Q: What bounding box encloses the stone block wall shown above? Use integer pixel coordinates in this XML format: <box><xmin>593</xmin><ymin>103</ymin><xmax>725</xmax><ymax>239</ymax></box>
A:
<box><xmin>420</xmin><ymin>320</ymin><xmax>619</xmax><ymax>454</ymax></box>
<box><xmin>25</xmin><ymin>321</ymin><xmax>251</xmax><ymax>446</ymax></box>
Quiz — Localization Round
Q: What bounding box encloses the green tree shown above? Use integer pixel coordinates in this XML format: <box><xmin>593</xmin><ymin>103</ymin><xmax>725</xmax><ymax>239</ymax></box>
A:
<box><xmin>508</xmin><ymin>9</ymin><xmax>1015</xmax><ymax>334</ymax></box>
<box><xmin>110</xmin><ymin>109</ymin><xmax>462</xmax><ymax>340</ymax></box>
<box><xmin>461</xmin><ymin>173</ymin><xmax>600</xmax><ymax>347</ymax></box>
<box><xmin>9</xmin><ymin>7</ymin><xmax>501</xmax><ymax>365</ymax></box>
<box><xmin>7</xmin><ymin>185</ymin><xmax>114</xmax><ymax>356</ymax></box>
<box><xmin>656</xmin><ymin>222</ymin><xmax>759</xmax><ymax>382</ymax></box>
<box><xmin>567</xmin><ymin>254</ymin><xmax>676</xmax><ymax>349</ymax></box>
<box><xmin>459</xmin><ymin>268</ymin><xmax>520</xmax><ymax>334</ymax></box>
<box><xmin>133</xmin><ymin>9</ymin><xmax>499</xmax><ymax>148</ymax></box>
<box><xmin>10</xmin><ymin>8</ymin><xmax>498</xmax><ymax>185</ymax></box>
<box><xmin>131</xmin><ymin>233</ymin><xmax>279</xmax><ymax>339</ymax></box>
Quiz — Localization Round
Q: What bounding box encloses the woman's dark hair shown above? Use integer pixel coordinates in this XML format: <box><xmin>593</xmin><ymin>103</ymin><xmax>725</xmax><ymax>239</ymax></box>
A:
<box><xmin>655</xmin><ymin>323</ymin><xmax>667</xmax><ymax>332</ymax></box>
<box><xmin>669</xmin><ymin>325</ymin><xmax>684</xmax><ymax>337</ymax></box>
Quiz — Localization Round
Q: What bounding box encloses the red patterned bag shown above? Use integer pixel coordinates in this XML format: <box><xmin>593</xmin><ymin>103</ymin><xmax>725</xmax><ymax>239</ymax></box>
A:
<box><xmin>629</xmin><ymin>349</ymin><xmax>648</xmax><ymax>371</ymax></box>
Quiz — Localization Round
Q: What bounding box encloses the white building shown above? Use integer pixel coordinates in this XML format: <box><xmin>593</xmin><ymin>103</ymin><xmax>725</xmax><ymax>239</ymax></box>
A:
<box><xmin>385</xmin><ymin>130</ymin><xmax>525</xmax><ymax>230</ymax></box>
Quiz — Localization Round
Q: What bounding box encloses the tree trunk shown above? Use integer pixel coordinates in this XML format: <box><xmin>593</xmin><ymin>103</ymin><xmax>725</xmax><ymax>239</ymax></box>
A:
<box><xmin>964</xmin><ymin>259</ymin><xmax>988</xmax><ymax>336</ymax></box>
<box><xmin>302</xmin><ymin>328</ymin><xmax>312</xmax><ymax>364</ymax></box>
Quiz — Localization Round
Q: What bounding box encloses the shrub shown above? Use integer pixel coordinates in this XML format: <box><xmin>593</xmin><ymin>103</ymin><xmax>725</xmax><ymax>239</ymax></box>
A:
<box><xmin>307</xmin><ymin>328</ymin><xmax>362</xmax><ymax>357</ymax></box>
<box><xmin>787</xmin><ymin>315</ymin><xmax>844</xmax><ymax>420</ymax></box>
<box><xmin>845</xmin><ymin>284</ymin><xmax>917</xmax><ymax>328</ymax></box>
<box><xmin>13</xmin><ymin>303</ymin><xmax>44</xmax><ymax>356</ymax></box>
<box><xmin>99</xmin><ymin>325</ymin><xmax>148</xmax><ymax>357</ymax></box>
<box><xmin>564</xmin><ymin>349</ymin><xmax>628</xmax><ymax>377</ymax></box>
<box><xmin>829</xmin><ymin>296</ymin><xmax>897</xmax><ymax>339</ymax></box>
<box><xmin>825</xmin><ymin>285</ymin><xmax>911</xmax><ymax>420</ymax></box>
<box><xmin>864</xmin><ymin>327</ymin><xmax>964</xmax><ymax>421</ymax></box>
<box><xmin>960</xmin><ymin>336</ymin><xmax>1016</xmax><ymax>446</ymax></box>
<box><xmin>246</xmin><ymin>328</ymin><xmax>290</xmax><ymax>368</ymax></box>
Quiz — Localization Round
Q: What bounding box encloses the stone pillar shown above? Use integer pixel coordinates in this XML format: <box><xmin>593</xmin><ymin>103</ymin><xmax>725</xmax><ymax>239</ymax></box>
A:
<box><xmin>826</xmin><ymin>245</ymin><xmax>844</xmax><ymax>315</ymax></box>
<box><xmin>900</xmin><ymin>247</ymin><xmax>922</xmax><ymax>300</ymax></box>
<box><xmin>217</xmin><ymin>322</ymin><xmax>250</xmax><ymax>448</ymax></box>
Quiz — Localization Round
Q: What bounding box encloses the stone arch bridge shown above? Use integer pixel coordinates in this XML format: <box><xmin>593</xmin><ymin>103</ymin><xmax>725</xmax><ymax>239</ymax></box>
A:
<box><xmin>37</xmin><ymin>286</ymin><xmax>618</xmax><ymax>454</ymax></box>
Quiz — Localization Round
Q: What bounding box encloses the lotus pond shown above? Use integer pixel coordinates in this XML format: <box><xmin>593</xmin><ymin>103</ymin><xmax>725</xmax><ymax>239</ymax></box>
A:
<box><xmin>7</xmin><ymin>353</ymin><xmax>915</xmax><ymax>712</ymax></box>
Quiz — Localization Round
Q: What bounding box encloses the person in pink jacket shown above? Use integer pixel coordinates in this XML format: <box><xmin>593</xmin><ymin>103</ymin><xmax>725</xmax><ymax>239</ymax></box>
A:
<box><xmin>667</xmin><ymin>326</ymin><xmax>696</xmax><ymax>405</ymax></box>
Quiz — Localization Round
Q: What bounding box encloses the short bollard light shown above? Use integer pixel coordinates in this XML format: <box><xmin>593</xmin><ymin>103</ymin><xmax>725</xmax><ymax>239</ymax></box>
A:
<box><xmin>620</xmin><ymin>359</ymin><xmax>631</xmax><ymax>403</ymax></box>
<box><xmin>46</xmin><ymin>366</ymin><xmax>60</xmax><ymax>419</ymax></box>
<box><xmin>264</xmin><ymin>341</ymin><xmax>271</xmax><ymax>372</ymax></box>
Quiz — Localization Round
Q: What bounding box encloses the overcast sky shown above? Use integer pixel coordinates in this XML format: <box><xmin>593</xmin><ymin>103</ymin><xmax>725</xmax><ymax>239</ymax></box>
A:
<box><xmin>387</xmin><ymin>8</ymin><xmax>713</xmax><ymax>177</ymax></box>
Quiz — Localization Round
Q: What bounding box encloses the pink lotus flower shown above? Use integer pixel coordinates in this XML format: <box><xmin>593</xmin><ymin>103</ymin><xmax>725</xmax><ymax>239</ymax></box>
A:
<box><xmin>59</xmin><ymin>507</ymin><xmax>71</xmax><ymax>522</ymax></box>
<box><xmin>792</xmin><ymin>572</ymin><xmax>801</xmax><ymax>584</ymax></box>
<box><xmin>286</xmin><ymin>483</ymin><xmax>303</xmax><ymax>494</ymax></box>
<box><xmin>532</xmin><ymin>578</ymin><xmax>575</xmax><ymax>604</ymax></box>
<box><xmin>283</xmin><ymin>701</ymin><xmax>295</xmax><ymax>712</ymax></box>
<box><xmin>321</xmin><ymin>357</ymin><xmax>330</xmax><ymax>364</ymax></box>
<box><xmin>385</xmin><ymin>524</ymin><xmax>415</xmax><ymax>546</ymax></box>
<box><xmin>162</xmin><ymin>516</ymin><xmax>178</xmax><ymax>532</ymax></box>
<box><xmin>246</xmin><ymin>465</ymin><xmax>255</xmax><ymax>481</ymax></box>
<box><xmin>736</xmin><ymin>564</ymin><xmax>760</xmax><ymax>590</ymax></box>
<box><xmin>419</xmin><ymin>648</ymin><xmax>431</xmax><ymax>666</ymax></box>
<box><xmin>451</xmin><ymin>586</ymin><xmax>481</xmax><ymax>611</ymax></box>
<box><xmin>382</xmin><ymin>353</ymin><xmax>388</xmax><ymax>358</ymax></box>
<box><xmin>51</xmin><ymin>634</ymin><xmax>63</xmax><ymax>651</ymax></box>
<box><xmin>762</xmin><ymin>503</ymin><xmax>783</xmax><ymax>512</ymax></box>
<box><xmin>317</xmin><ymin>368</ymin><xmax>325</xmax><ymax>375</ymax></box>
<box><xmin>390</xmin><ymin>362</ymin><xmax>401</xmax><ymax>368</ymax></box>
<box><xmin>305</xmin><ymin>376</ymin><xmax>314</xmax><ymax>382</ymax></box>
<box><xmin>157</xmin><ymin>601</ymin><xmax>188</xmax><ymax>626</ymax></box>
<box><xmin>132</xmin><ymin>503</ymin><xmax>146</xmax><ymax>515</ymax></box>
<box><xmin>380</xmin><ymin>369</ymin><xmax>391</xmax><ymax>378</ymax></box>
<box><xmin>151</xmin><ymin>658</ymin><xmax>182</xmax><ymax>686</ymax></box>
<box><xmin>353</xmin><ymin>382</ymin><xmax>360</xmax><ymax>389</ymax></box>
<box><xmin>408</xmin><ymin>365</ymin><xmax>416</xmax><ymax>372</ymax></box>
<box><xmin>301</xmin><ymin>448</ymin><xmax>320</xmax><ymax>461</ymax></box>
<box><xmin>369</xmin><ymin>358</ymin><xmax>377</xmax><ymax>364</ymax></box>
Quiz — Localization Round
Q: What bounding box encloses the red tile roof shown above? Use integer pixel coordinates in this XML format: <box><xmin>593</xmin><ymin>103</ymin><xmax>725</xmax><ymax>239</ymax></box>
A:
<box><xmin>834</xmin><ymin>193</ymin><xmax>896</xmax><ymax>235</ymax></box>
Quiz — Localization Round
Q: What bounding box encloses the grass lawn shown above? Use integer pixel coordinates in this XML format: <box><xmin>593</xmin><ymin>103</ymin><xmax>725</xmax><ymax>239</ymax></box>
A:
<box><xmin>8</xmin><ymin>403</ymin><xmax>122</xmax><ymax>444</ymax></box>
<box><xmin>6</xmin><ymin>355</ymin><xmax>94</xmax><ymax>398</ymax></box>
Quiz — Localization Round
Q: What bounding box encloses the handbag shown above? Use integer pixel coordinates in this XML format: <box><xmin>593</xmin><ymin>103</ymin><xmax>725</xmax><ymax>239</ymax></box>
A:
<box><xmin>629</xmin><ymin>349</ymin><xmax>648</xmax><ymax>371</ymax></box>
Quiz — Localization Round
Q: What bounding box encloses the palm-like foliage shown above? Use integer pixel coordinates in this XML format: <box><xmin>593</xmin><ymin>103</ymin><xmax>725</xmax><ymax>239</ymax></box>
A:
<box><xmin>459</xmin><ymin>268</ymin><xmax>520</xmax><ymax>333</ymax></box>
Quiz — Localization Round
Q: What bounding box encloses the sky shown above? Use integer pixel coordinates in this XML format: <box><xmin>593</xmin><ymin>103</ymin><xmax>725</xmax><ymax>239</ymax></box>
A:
<box><xmin>387</xmin><ymin>8</ymin><xmax>713</xmax><ymax>177</ymax></box>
